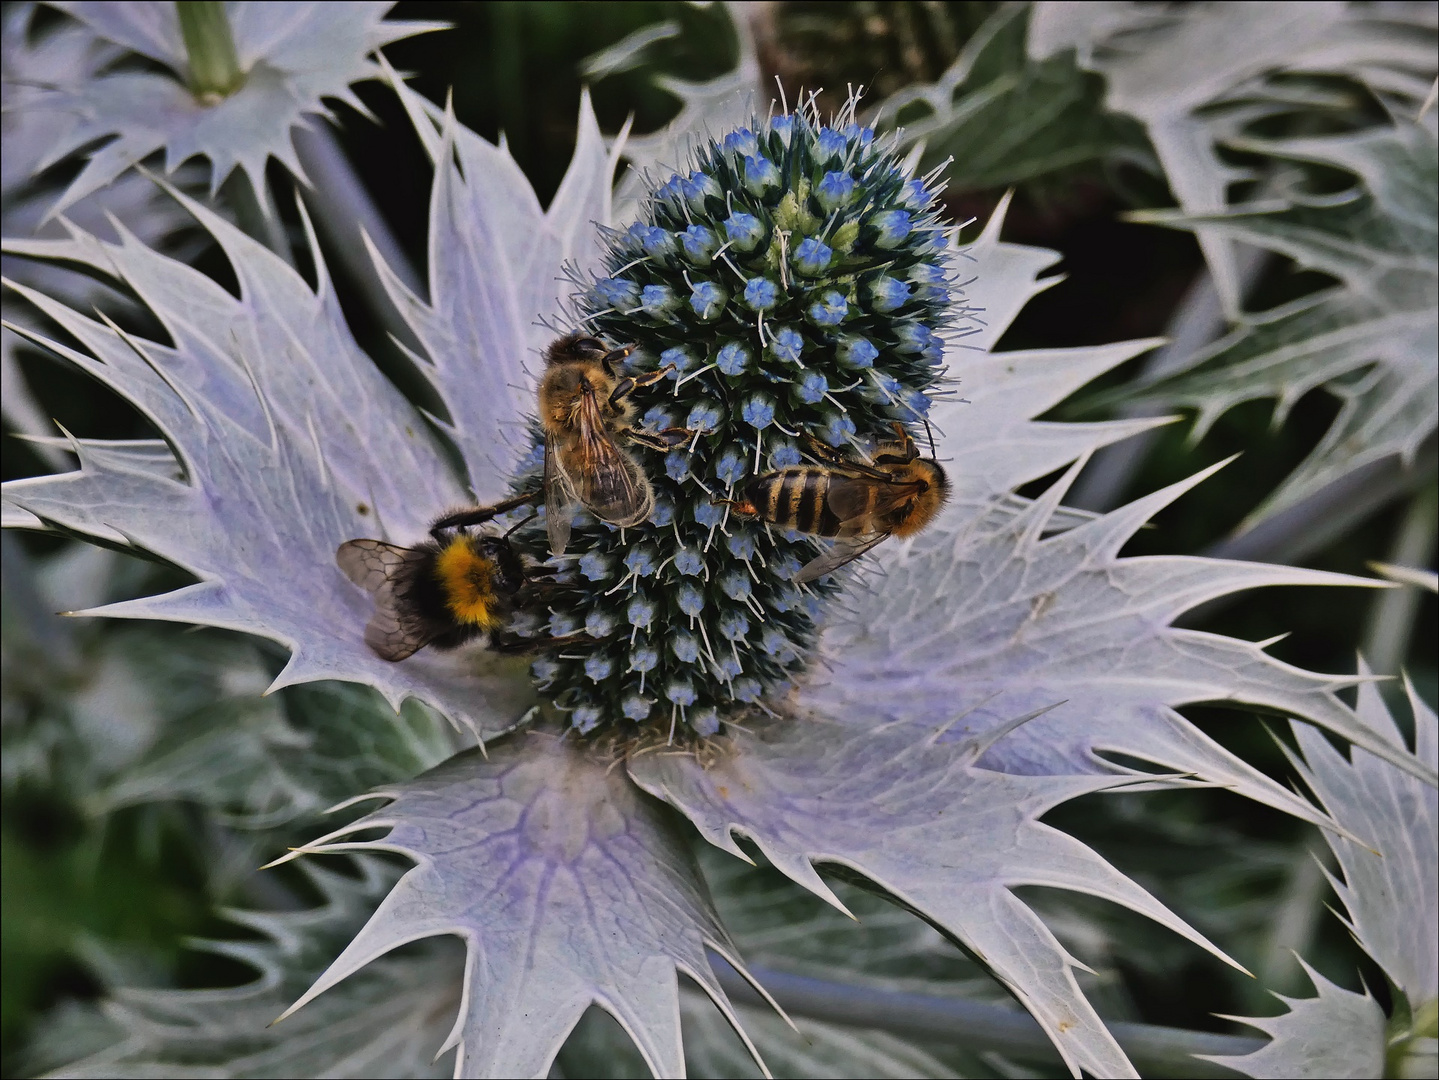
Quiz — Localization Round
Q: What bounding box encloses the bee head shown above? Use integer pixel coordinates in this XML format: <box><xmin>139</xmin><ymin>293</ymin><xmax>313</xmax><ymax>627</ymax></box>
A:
<box><xmin>548</xmin><ymin>332</ymin><xmax>632</xmax><ymax>375</ymax></box>
<box><xmin>476</xmin><ymin>535</ymin><xmax>525</xmax><ymax>595</ymax></box>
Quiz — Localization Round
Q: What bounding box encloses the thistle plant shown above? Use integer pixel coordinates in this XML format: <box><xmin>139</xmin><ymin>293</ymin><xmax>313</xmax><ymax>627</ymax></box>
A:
<box><xmin>509</xmin><ymin>101</ymin><xmax>951</xmax><ymax>735</ymax></box>
<box><xmin>4</xmin><ymin>5</ymin><xmax>1438</xmax><ymax>1079</ymax></box>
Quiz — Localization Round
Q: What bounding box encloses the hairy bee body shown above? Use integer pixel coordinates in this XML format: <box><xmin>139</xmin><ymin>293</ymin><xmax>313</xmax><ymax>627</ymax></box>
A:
<box><xmin>730</xmin><ymin>426</ymin><xmax>949</xmax><ymax>581</ymax></box>
<box><xmin>337</xmin><ymin>495</ymin><xmax>544</xmax><ymax>662</ymax></box>
<box><xmin>538</xmin><ymin>332</ymin><xmax>673</xmax><ymax>555</ymax></box>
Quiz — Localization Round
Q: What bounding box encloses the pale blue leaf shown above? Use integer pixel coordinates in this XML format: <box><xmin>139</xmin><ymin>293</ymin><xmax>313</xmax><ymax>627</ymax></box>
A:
<box><xmin>1204</xmin><ymin>959</ymin><xmax>1385</xmax><ymax>1079</ymax></box>
<box><xmin>39</xmin><ymin>2</ymin><xmax>443</xmax><ymax>216</ymax></box>
<box><xmin>798</xmin><ymin>199</ymin><xmax>1428</xmax><ymax>801</ymax></box>
<box><xmin>276</xmin><ymin>733</ymin><xmax>768</xmax><ymax>1079</ymax></box>
<box><xmin>370</xmin><ymin>76</ymin><xmax>624</xmax><ymax>502</ymax></box>
<box><xmin>628</xmin><ymin>715</ymin><xmax>1240</xmax><ymax>1080</ymax></box>
<box><xmin>1289</xmin><ymin>674</ymin><xmax>1438</xmax><ymax>1007</ymax></box>
<box><xmin>2</xmin><ymin>189</ymin><xmax>531</xmax><ymax>737</ymax></box>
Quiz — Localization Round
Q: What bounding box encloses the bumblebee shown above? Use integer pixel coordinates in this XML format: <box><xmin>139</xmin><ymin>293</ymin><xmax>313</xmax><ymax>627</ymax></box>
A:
<box><xmin>724</xmin><ymin>424</ymin><xmax>949</xmax><ymax>582</ymax></box>
<box><xmin>539</xmin><ymin>331</ymin><xmax>679</xmax><ymax>555</ymax></box>
<box><xmin>337</xmin><ymin>491</ymin><xmax>551</xmax><ymax>661</ymax></box>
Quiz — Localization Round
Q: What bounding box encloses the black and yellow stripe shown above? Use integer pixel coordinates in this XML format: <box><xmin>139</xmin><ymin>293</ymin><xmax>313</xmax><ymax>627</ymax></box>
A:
<box><xmin>750</xmin><ymin>468</ymin><xmax>845</xmax><ymax>536</ymax></box>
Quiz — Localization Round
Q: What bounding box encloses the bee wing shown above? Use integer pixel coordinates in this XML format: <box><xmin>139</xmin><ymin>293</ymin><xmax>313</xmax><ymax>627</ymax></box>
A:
<box><xmin>544</xmin><ymin>440</ymin><xmax>577</xmax><ymax>556</ymax></box>
<box><xmin>574</xmin><ymin>390</ymin><xmax>652</xmax><ymax>527</ymax></box>
<box><xmin>336</xmin><ymin>540</ymin><xmax>433</xmax><ymax>661</ymax></box>
<box><xmin>824</xmin><ymin>473</ymin><xmax>926</xmax><ymax>528</ymax></box>
<box><xmin>336</xmin><ymin>539</ymin><xmax>425</xmax><ymax>593</ymax></box>
<box><xmin>793</xmin><ymin>532</ymin><xmax>892</xmax><ymax>583</ymax></box>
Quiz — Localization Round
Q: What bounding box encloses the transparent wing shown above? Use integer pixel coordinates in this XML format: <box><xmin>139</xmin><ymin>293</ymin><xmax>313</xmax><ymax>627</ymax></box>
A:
<box><xmin>824</xmin><ymin>474</ymin><xmax>923</xmax><ymax>526</ymax></box>
<box><xmin>573</xmin><ymin>391</ymin><xmax>651</xmax><ymax>527</ymax></box>
<box><xmin>336</xmin><ymin>540</ymin><xmax>432</xmax><ymax>661</ymax></box>
<box><xmin>336</xmin><ymin>539</ymin><xmax>425</xmax><ymax>594</ymax></box>
<box><xmin>793</xmin><ymin>532</ymin><xmax>891</xmax><ymax>583</ymax></box>
<box><xmin>544</xmin><ymin>440</ymin><xmax>578</xmax><ymax>556</ymax></box>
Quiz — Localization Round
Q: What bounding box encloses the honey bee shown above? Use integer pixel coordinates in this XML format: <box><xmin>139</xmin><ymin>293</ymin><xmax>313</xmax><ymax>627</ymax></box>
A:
<box><xmin>538</xmin><ymin>331</ymin><xmax>678</xmax><ymax>555</ymax></box>
<box><xmin>724</xmin><ymin>424</ymin><xmax>949</xmax><ymax>582</ymax></box>
<box><xmin>336</xmin><ymin>491</ymin><xmax>553</xmax><ymax>661</ymax></box>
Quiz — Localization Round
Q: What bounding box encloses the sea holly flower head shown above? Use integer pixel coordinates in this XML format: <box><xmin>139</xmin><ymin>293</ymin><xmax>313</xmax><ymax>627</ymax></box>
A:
<box><xmin>537</xmin><ymin>106</ymin><xmax>954</xmax><ymax>734</ymax></box>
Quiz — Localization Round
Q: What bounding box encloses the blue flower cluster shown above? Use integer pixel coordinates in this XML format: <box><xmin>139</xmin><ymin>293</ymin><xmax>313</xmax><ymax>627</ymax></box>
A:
<box><xmin>513</xmin><ymin>110</ymin><xmax>952</xmax><ymax>736</ymax></box>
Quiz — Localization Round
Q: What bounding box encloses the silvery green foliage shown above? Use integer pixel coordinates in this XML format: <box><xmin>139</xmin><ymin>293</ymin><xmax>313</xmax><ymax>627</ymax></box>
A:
<box><xmin>599</xmin><ymin>2</ymin><xmax>764</xmax><ymax>224</ymax></box>
<box><xmin>42</xmin><ymin>858</ymin><xmax>463</xmax><ymax>1080</ymax></box>
<box><xmin>1208</xmin><ymin>959</ymin><xmax>1387</xmax><ymax>1080</ymax></box>
<box><xmin>0</xmin><ymin>4</ymin><xmax>194</xmax><ymax>467</ymax></box>
<box><xmin>876</xmin><ymin>4</ymin><xmax>1152</xmax><ymax>190</ymax></box>
<box><xmin>32</xmin><ymin>1</ymin><xmax>441</xmax><ymax>218</ymax></box>
<box><xmin>1124</xmin><ymin>120</ymin><xmax>1438</xmax><ymax>523</ymax></box>
<box><xmin>1207</xmin><ymin>675</ymin><xmax>1436</xmax><ymax>1079</ymax></box>
<box><xmin>1027</xmin><ymin>0</ymin><xmax>1438</xmax><ymax>313</ymax></box>
<box><xmin>1371</xmin><ymin>561</ymin><xmax>1439</xmax><ymax>592</ymax></box>
<box><xmin>3</xmin><ymin>82</ymin><xmax>1420</xmax><ymax>1078</ymax></box>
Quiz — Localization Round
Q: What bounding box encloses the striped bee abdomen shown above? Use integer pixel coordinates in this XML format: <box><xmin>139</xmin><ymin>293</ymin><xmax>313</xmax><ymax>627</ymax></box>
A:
<box><xmin>746</xmin><ymin>468</ymin><xmax>846</xmax><ymax>536</ymax></box>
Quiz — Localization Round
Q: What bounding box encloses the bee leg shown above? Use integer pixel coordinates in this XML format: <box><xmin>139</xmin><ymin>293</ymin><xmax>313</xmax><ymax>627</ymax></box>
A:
<box><xmin>890</xmin><ymin>422</ymin><xmax>921</xmax><ymax>462</ymax></box>
<box><xmin>429</xmin><ymin>488</ymin><xmax>542</xmax><ymax>542</ymax></box>
<box><xmin>801</xmin><ymin>432</ymin><xmax>851</xmax><ymax>465</ymax></box>
<box><xmin>710</xmin><ymin>497</ymin><xmax>758</xmax><ymax>516</ymax></box>
<box><xmin>627</xmin><ymin>426</ymin><xmax>691</xmax><ymax>451</ymax></box>
<box><xmin>489</xmin><ymin>630</ymin><xmax>601</xmax><ymax>654</ymax></box>
<box><xmin>608</xmin><ymin>364</ymin><xmax>676</xmax><ymax>407</ymax></box>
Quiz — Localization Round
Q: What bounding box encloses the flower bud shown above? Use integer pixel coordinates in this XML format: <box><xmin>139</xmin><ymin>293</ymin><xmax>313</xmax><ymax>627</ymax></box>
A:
<box><xmin>665</xmin><ymin>679</ymin><xmax>697</xmax><ymax>706</ymax></box>
<box><xmin>686</xmin><ymin>399</ymin><xmax>724</xmax><ymax>432</ymax></box>
<box><xmin>716</xmin><ymin>341</ymin><xmax>751</xmax><ymax>376</ymax></box>
<box><xmin>837</xmin><ymin>335</ymin><xmax>878</xmax><ymax>369</ymax></box>
<box><xmin>674</xmin><ymin>547</ymin><xmax>704</xmax><ymax>576</ymax></box>
<box><xmin>793</xmin><ymin>237</ymin><xmax>833</xmax><ymax>276</ymax></box>
<box><xmin>769</xmin><ymin>326</ymin><xmax>805</xmax><ymax>364</ymax></box>
<box><xmin>670</xmin><ymin>632</ymin><xmax>700</xmax><ymax>663</ymax></box>
<box><xmin>594</xmin><ymin>277</ymin><xmax>639</xmax><ymax>309</ymax></box>
<box><xmin>816</xmin><ymin>170</ymin><xmax>856</xmax><ymax>211</ymax></box>
<box><xmin>723</xmin><ymin>212</ymin><xmax>766</xmax><ymax>252</ymax></box>
<box><xmin>639</xmin><ymin>284</ymin><xmax>679</xmax><ymax>318</ymax></box>
<box><xmin>585</xmin><ymin>609</ymin><xmax>619</xmax><ymax>638</ymax></box>
<box><xmin>681</xmin><ymin>225</ymin><xmax>719</xmax><ymax>266</ymax></box>
<box><xmin>710</xmin><ymin>445</ymin><xmax>744</xmax><ymax>486</ymax></box>
<box><xmin>676</xmin><ymin>582</ymin><xmax>705</xmax><ymax>617</ymax></box>
<box><xmin>744</xmin><ymin>154</ymin><xmax>780</xmax><ymax>197</ymax></box>
<box><xmin>629</xmin><ymin>600</ymin><xmax>662</xmax><ymax>642</ymax></box>
<box><xmin>794</xmin><ymin>371</ymin><xmax>829</xmax><ymax>405</ymax></box>
<box><xmin>806</xmin><ymin>290</ymin><xmax>848</xmax><ymax>327</ymax></box>
<box><xmin>718</xmin><ymin>610</ymin><xmax>750</xmax><ymax>642</ymax></box>
<box><xmin>741</xmin><ymin>392</ymin><xmax>775</xmax><ymax>430</ymax></box>
<box><xmin>622</xmin><ymin>694</ymin><xmax>653</xmax><ymax>720</ymax></box>
<box><xmin>866</xmin><ymin>275</ymin><xmax>910</xmax><ymax>313</ymax></box>
<box><xmin>743</xmin><ymin>277</ymin><xmax>779</xmax><ymax>312</ymax></box>
<box><xmin>689</xmin><ymin>280</ymin><xmax>726</xmax><ymax>320</ymax></box>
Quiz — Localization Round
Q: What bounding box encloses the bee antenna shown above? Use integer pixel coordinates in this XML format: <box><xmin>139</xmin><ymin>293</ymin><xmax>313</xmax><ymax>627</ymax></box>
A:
<box><xmin>922</xmin><ymin>417</ymin><xmax>937</xmax><ymax>458</ymax></box>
